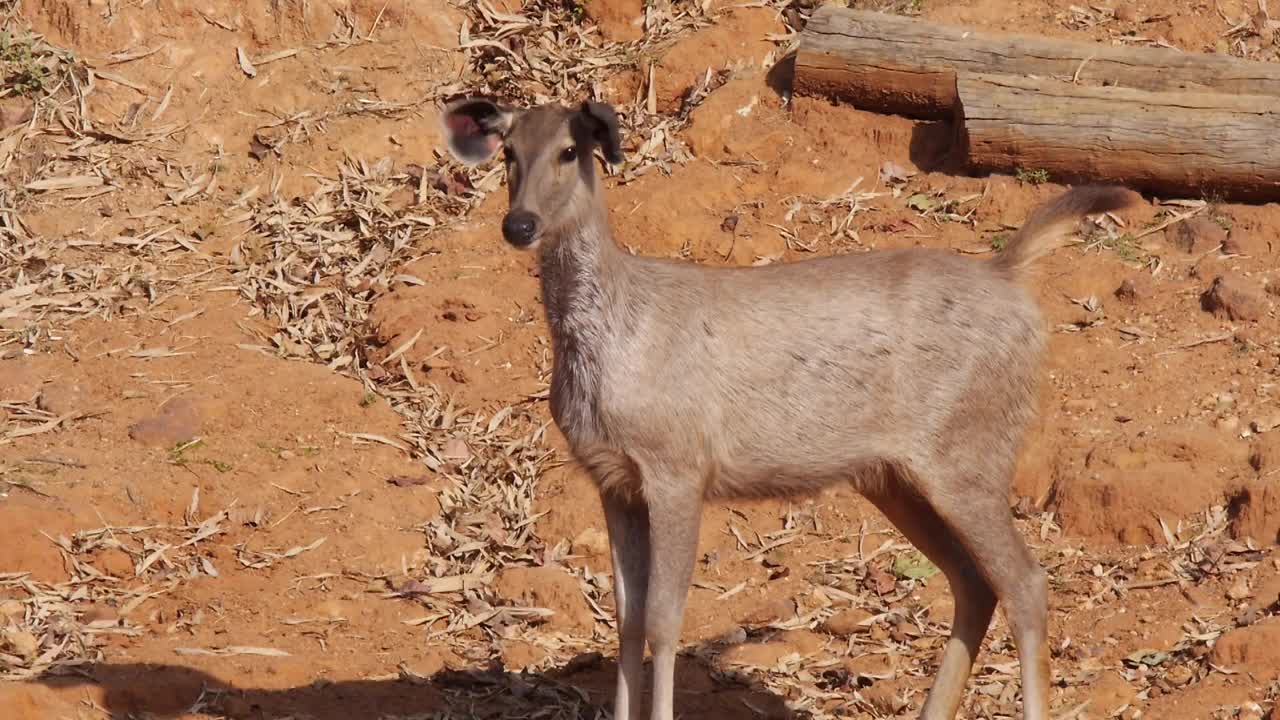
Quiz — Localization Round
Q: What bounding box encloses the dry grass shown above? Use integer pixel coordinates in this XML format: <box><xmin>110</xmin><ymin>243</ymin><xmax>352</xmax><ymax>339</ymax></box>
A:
<box><xmin>0</xmin><ymin>14</ymin><xmax>211</xmax><ymax>358</ymax></box>
<box><xmin>0</xmin><ymin>495</ymin><xmax>285</xmax><ymax>681</ymax></box>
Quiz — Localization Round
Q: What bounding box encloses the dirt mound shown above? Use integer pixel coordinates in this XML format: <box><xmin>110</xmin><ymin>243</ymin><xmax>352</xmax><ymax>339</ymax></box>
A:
<box><xmin>1210</xmin><ymin>617</ymin><xmax>1280</xmax><ymax>681</ymax></box>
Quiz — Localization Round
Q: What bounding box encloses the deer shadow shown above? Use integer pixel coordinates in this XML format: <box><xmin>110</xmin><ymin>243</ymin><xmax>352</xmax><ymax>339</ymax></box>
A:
<box><xmin>32</xmin><ymin>641</ymin><xmax>800</xmax><ymax>720</ymax></box>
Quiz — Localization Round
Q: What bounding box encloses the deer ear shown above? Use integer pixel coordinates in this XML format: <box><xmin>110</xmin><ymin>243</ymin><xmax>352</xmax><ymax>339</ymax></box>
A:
<box><xmin>580</xmin><ymin>101</ymin><xmax>625</xmax><ymax>165</ymax></box>
<box><xmin>441</xmin><ymin>96</ymin><xmax>517</xmax><ymax>166</ymax></box>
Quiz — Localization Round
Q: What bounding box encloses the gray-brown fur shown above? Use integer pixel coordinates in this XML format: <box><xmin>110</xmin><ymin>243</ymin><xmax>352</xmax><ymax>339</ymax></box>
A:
<box><xmin>441</xmin><ymin>95</ymin><xmax>1138</xmax><ymax>720</ymax></box>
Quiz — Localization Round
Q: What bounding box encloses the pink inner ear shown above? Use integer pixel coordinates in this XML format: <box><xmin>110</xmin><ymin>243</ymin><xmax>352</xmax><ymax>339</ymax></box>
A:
<box><xmin>447</xmin><ymin>114</ymin><xmax>481</xmax><ymax>136</ymax></box>
<box><xmin>483</xmin><ymin>135</ymin><xmax>501</xmax><ymax>153</ymax></box>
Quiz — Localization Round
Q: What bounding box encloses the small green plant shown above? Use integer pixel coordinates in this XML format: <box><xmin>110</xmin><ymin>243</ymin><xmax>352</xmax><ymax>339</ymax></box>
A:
<box><xmin>0</xmin><ymin>31</ymin><xmax>51</xmax><ymax>97</ymax></box>
<box><xmin>360</xmin><ymin>392</ymin><xmax>378</xmax><ymax>407</ymax></box>
<box><xmin>204</xmin><ymin>458</ymin><xmax>233</xmax><ymax>473</ymax></box>
<box><xmin>891</xmin><ymin>550</ymin><xmax>939</xmax><ymax>580</ymax></box>
<box><xmin>1015</xmin><ymin>167</ymin><xmax>1051</xmax><ymax>185</ymax></box>
<box><xmin>1213</xmin><ymin>215</ymin><xmax>1233</xmax><ymax>231</ymax></box>
<box><xmin>1101</xmin><ymin>233</ymin><xmax>1142</xmax><ymax>263</ymax></box>
<box><xmin>990</xmin><ymin>232</ymin><xmax>1010</xmax><ymax>251</ymax></box>
<box><xmin>169</xmin><ymin>439</ymin><xmax>232</xmax><ymax>473</ymax></box>
<box><xmin>171</xmin><ymin>438</ymin><xmax>204</xmax><ymax>459</ymax></box>
<box><xmin>563</xmin><ymin>0</ymin><xmax>586</xmax><ymax>21</ymax></box>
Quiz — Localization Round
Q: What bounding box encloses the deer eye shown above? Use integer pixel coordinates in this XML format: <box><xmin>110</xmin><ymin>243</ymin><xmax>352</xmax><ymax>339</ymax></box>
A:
<box><xmin>560</xmin><ymin>146</ymin><xmax>578</xmax><ymax>164</ymax></box>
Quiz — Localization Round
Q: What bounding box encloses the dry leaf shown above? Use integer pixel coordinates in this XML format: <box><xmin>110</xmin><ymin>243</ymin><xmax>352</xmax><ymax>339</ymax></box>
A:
<box><xmin>1226</xmin><ymin>578</ymin><xmax>1252</xmax><ymax>600</ymax></box>
<box><xmin>388</xmin><ymin>474</ymin><xmax>432</xmax><ymax>487</ymax></box>
<box><xmin>236</xmin><ymin>47</ymin><xmax>257</xmax><ymax>77</ymax></box>
<box><xmin>442</xmin><ymin>437</ymin><xmax>471</xmax><ymax>461</ymax></box>
<box><xmin>865</xmin><ymin>565</ymin><xmax>897</xmax><ymax>595</ymax></box>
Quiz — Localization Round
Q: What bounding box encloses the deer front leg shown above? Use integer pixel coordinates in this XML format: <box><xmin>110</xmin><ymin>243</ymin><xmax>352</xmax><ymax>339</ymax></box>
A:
<box><xmin>601</xmin><ymin>490</ymin><xmax>651</xmax><ymax>720</ymax></box>
<box><xmin>641</xmin><ymin>475</ymin><xmax>703</xmax><ymax>720</ymax></box>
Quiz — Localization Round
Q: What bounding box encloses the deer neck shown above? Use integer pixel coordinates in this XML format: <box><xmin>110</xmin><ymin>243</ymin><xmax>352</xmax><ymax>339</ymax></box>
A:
<box><xmin>537</xmin><ymin>201</ymin><xmax>628</xmax><ymax>443</ymax></box>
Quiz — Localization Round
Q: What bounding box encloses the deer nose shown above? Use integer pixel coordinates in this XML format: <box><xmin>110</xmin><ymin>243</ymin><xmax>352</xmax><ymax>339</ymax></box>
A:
<box><xmin>501</xmin><ymin>211</ymin><xmax>539</xmax><ymax>247</ymax></box>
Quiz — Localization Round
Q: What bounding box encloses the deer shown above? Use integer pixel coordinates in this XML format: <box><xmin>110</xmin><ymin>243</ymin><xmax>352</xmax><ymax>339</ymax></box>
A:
<box><xmin>439</xmin><ymin>94</ymin><xmax>1137</xmax><ymax>720</ymax></box>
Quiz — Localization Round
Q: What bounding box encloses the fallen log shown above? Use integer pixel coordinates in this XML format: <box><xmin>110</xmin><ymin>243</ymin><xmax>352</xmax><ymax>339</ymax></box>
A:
<box><xmin>956</xmin><ymin>73</ymin><xmax>1280</xmax><ymax>201</ymax></box>
<box><xmin>795</xmin><ymin>6</ymin><xmax>1280</xmax><ymax>119</ymax></box>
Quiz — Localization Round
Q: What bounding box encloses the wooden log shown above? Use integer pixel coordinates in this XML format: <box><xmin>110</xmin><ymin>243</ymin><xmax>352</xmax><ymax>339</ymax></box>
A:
<box><xmin>956</xmin><ymin>73</ymin><xmax>1280</xmax><ymax>201</ymax></box>
<box><xmin>795</xmin><ymin>6</ymin><xmax>1280</xmax><ymax>120</ymax></box>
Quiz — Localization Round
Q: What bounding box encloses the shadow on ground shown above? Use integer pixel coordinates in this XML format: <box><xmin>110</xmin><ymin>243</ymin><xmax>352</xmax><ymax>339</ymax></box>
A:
<box><xmin>33</xmin><ymin>644</ymin><xmax>799</xmax><ymax>720</ymax></box>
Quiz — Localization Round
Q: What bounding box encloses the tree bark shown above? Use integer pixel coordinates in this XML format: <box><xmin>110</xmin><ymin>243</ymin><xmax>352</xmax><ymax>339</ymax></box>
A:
<box><xmin>956</xmin><ymin>73</ymin><xmax>1280</xmax><ymax>201</ymax></box>
<box><xmin>795</xmin><ymin>6</ymin><xmax>1280</xmax><ymax>120</ymax></box>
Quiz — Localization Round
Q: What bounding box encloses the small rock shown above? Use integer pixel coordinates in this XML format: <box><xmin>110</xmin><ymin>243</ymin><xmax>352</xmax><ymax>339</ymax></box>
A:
<box><xmin>441</xmin><ymin>437</ymin><xmax>472</xmax><ymax>461</ymax></box>
<box><xmin>583</xmin><ymin>0</ymin><xmax>644</xmax><ymax>42</ymax></box>
<box><xmin>1167</xmin><ymin>216</ymin><xmax>1227</xmax><ymax>253</ymax></box>
<box><xmin>1234</xmin><ymin>328</ymin><xmax>1264</xmax><ymax>350</ymax></box>
<box><xmin>80</xmin><ymin>603</ymin><xmax>119</xmax><ymax>624</ymax></box>
<box><xmin>1114</xmin><ymin>277</ymin><xmax>1146</xmax><ymax>303</ymax></box>
<box><xmin>1113</xmin><ymin>3</ymin><xmax>1141</xmax><ymax>22</ymax></box>
<box><xmin>97</xmin><ymin>548</ymin><xmax>134</xmax><ymax>577</ymax></box>
<box><xmin>1222</xmin><ymin>232</ymin><xmax>1261</xmax><ymax>256</ymax></box>
<box><xmin>1201</xmin><ymin>275</ymin><xmax>1266</xmax><ymax>322</ymax></box>
<box><xmin>0</xmin><ymin>98</ymin><xmax>34</xmax><ymax>130</ymax></box>
<box><xmin>1229</xmin><ymin>479</ymin><xmax>1280</xmax><ymax>546</ymax></box>
<box><xmin>36</xmin><ymin>382</ymin><xmax>90</xmax><ymax>415</ymax></box>
<box><xmin>0</xmin><ymin>599</ymin><xmax>23</xmax><ymax>620</ymax></box>
<box><xmin>502</xmin><ymin>639</ymin><xmax>549</xmax><ymax>670</ymax></box>
<box><xmin>494</xmin><ymin>566</ymin><xmax>595</xmax><ymax>633</ymax></box>
<box><xmin>128</xmin><ymin>397</ymin><xmax>202</xmax><ymax>447</ymax></box>
<box><xmin>1063</xmin><ymin>397</ymin><xmax>1098</xmax><ymax>414</ymax></box>
<box><xmin>741</xmin><ymin>596</ymin><xmax>795</xmax><ymax>626</ymax></box>
<box><xmin>879</xmin><ymin>160</ymin><xmax>915</xmax><ymax>186</ymax></box>
<box><xmin>1252</xmin><ymin>575</ymin><xmax>1280</xmax><ymax>614</ymax></box>
<box><xmin>307</xmin><ymin>599</ymin><xmax>343</xmax><ymax>622</ymax></box>
<box><xmin>1250</xmin><ymin>435</ymin><xmax>1280</xmax><ymax>471</ymax></box>
<box><xmin>762</xmin><ymin>547</ymin><xmax>790</xmax><ymax>568</ymax></box>
<box><xmin>1252</xmin><ymin>414</ymin><xmax>1280</xmax><ymax>434</ymax></box>
<box><xmin>571</xmin><ymin>527</ymin><xmax>610</xmax><ymax>558</ymax></box>
<box><xmin>2</xmin><ymin>627</ymin><xmax>39</xmax><ymax>660</ymax></box>
<box><xmin>862</xmin><ymin>682</ymin><xmax>909</xmax><ymax>716</ymax></box>
<box><xmin>822</xmin><ymin>608</ymin><xmax>874</xmax><ymax>637</ymax></box>
<box><xmin>1164</xmin><ymin>664</ymin><xmax>1194</xmax><ymax>686</ymax></box>
<box><xmin>719</xmin><ymin>640</ymin><xmax>797</xmax><ymax>669</ymax></box>
<box><xmin>1209</xmin><ymin>616</ymin><xmax>1280</xmax><ymax>672</ymax></box>
<box><xmin>0</xmin><ymin>361</ymin><xmax>43</xmax><ymax>402</ymax></box>
<box><xmin>1227</xmin><ymin>577</ymin><xmax>1253</xmax><ymax>601</ymax></box>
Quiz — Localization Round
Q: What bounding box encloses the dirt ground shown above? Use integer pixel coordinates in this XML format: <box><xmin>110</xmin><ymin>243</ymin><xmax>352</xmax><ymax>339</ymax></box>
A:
<box><xmin>2</xmin><ymin>0</ymin><xmax>1279</xmax><ymax>718</ymax></box>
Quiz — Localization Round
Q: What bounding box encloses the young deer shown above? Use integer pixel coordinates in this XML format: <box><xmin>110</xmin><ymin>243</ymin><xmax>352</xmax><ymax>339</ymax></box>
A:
<box><xmin>440</xmin><ymin>95</ymin><xmax>1136</xmax><ymax>720</ymax></box>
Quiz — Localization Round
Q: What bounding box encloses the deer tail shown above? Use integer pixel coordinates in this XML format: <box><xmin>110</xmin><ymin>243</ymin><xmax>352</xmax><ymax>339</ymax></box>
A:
<box><xmin>992</xmin><ymin>185</ymin><xmax>1140</xmax><ymax>276</ymax></box>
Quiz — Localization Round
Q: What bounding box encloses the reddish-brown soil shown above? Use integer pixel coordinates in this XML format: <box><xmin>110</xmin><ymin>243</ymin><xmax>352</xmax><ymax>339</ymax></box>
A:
<box><xmin>2</xmin><ymin>0</ymin><xmax>1279</xmax><ymax>718</ymax></box>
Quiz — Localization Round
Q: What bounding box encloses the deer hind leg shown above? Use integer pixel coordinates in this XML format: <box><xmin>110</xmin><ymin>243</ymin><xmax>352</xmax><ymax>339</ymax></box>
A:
<box><xmin>927</xmin><ymin>486</ymin><xmax>1051</xmax><ymax>720</ymax></box>
<box><xmin>601</xmin><ymin>489</ymin><xmax>651</xmax><ymax>720</ymax></box>
<box><xmin>867</xmin><ymin>489</ymin><xmax>996</xmax><ymax>720</ymax></box>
